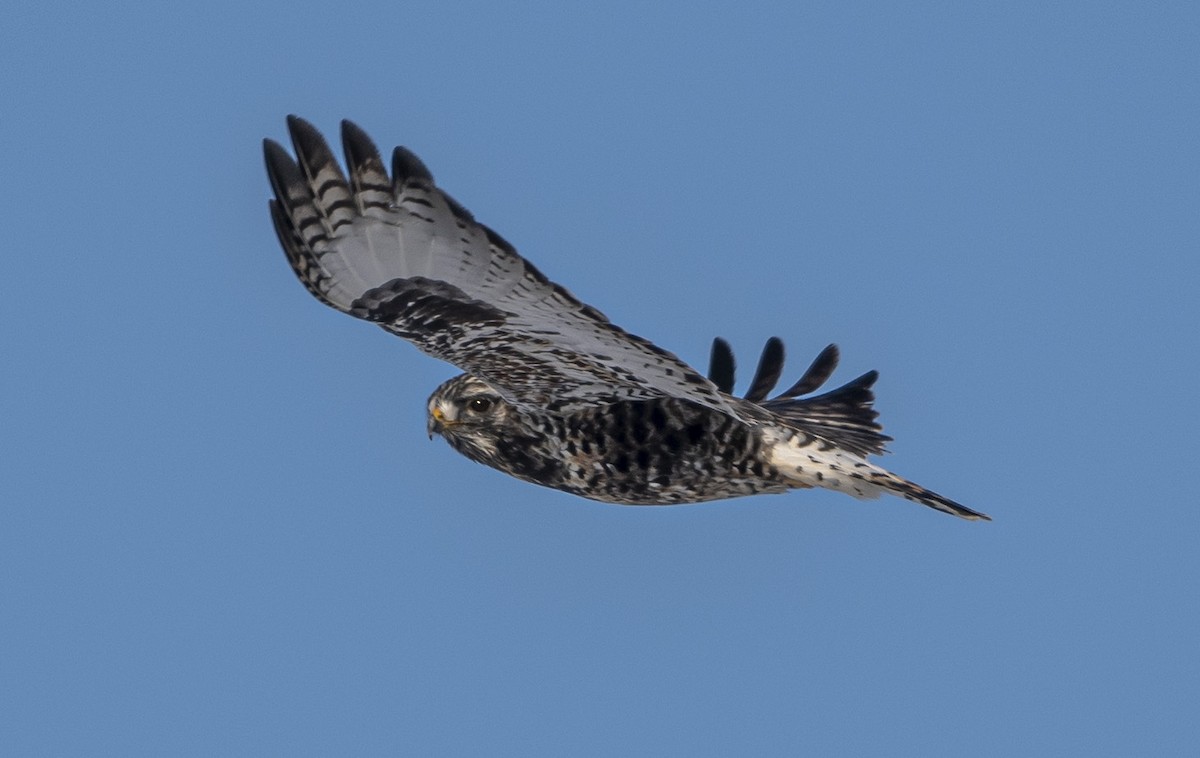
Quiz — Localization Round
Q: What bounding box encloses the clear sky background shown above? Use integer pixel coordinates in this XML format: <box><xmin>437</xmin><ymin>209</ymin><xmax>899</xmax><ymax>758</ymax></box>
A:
<box><xmin>3</xmin><ymin>1</ymin><xmax>1197</xmax><ymax>755</ymax></box>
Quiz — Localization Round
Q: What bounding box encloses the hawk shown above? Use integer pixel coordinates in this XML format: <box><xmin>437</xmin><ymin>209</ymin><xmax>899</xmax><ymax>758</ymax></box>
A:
<box><xmin>264</xmin><ymin>116</ymin><xmax>988</xmax><ymax>521</ymax></box>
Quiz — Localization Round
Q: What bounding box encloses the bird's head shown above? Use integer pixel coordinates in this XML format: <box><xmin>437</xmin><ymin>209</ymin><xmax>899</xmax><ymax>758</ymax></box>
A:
<box><xmin>426</xmin><ymin>374</ymin><xmax>516</xmax><ymax>460</ymax></box>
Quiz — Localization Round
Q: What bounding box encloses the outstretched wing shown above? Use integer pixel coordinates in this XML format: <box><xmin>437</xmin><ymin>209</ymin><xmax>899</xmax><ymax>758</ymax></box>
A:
<box><xmin>265</xmin><ymin>116</ymin><xmax>737</xmax><ymax>415</ymax></box>
<box><xmin>711</xmin><ymin>338</ymin><xmax>892</xmax><ymax>457</ymax></box>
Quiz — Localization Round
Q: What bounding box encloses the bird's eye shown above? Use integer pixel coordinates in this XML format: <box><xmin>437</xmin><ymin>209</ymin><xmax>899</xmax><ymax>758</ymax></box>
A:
<box><xmin>466</xmin><ymin>396</ymin><xmax>494</xmax><ymax>414</ymax></box>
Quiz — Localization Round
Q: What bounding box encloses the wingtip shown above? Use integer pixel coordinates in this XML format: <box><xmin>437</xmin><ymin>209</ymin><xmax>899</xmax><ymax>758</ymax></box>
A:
<box><xmin>285</xmin><ymin>116</ymin><xmax>343</xmax><ymax>175</ymax></box>
<box><xmin>776</xmin><ymin>343</ymin><xmax>842</xmax><ymax>398</ymax></box>
<box><xmin>340</xmin><ymin>119</ymin><xmax>382</xmax><ymax>164</ymax></box>
<box><xmin>744</xmin><ymin>337</ymin><xmax>786</xmax><ymax>402</ymax></box>
<box><xmin>393</xmin><ymin>145</ymin><xmax>434</xmax><ymax>184</ymax></box>
<box><xmin>262</xmin><ymin>136</ymin><xmax>289</xmax><ymax>168</ymax></box>
<box><xmin>901</xmin><ymin>481</ymin><xmax>993</xmax><ymax>522</ymax></box>
<box><xmin>263</xmin><ymin>138</ymin><xmax>303</xmax><ymax>205</ymax></box>
<box><xmin>952</xmin><ymin>506</ymin><xmax>993</xmax><ymax>522</ymax></box>
<box><xmin>285</xmin><ymin>115</ymin><xmax>323</xmax><ymax>154</ymax></box>
<box><xmin>819</xmin><ymin>343</ymin><xmax>839</xmax><ymax>366</ymax></box>
<box><xmin>708</xmin><ymin>337</ymin><xmax>736</xmax><ymax>394</ymax></box>
<box><xmin>855</xmin><ymin>369</ymin><xmax>880</xmax><ymax>389</ymax></box>
<box><xmin>285</xmin><ymin>113</ymin><xmax>316</xmax><ymax>134</ymax></box>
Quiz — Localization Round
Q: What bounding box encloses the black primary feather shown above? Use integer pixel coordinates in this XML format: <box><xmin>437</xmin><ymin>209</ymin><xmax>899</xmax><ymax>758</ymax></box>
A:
<box><xmin>777</xmin><ymin>343</ymin><xmax>840</xmax><ymax>398</ymax></box>
<box><xmin>708</xmin><ymin>338</ymin><xmax>736</xmax><ymax>394</ymax></box>
<box><xmin>743</xmin><ymin>337</ymin><xmax>785</xmax><ymax>402</ymax></box>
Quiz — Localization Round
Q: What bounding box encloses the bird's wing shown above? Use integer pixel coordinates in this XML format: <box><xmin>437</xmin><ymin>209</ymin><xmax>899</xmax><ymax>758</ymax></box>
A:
<box><xmin>713</xmin><ymin>338</ymin><xmax>893</xmax><ymax>457</ymax></box>
<box><xmin>265</xmin><ymin>117</ymin><xmax>738</xmax><ymax>416</ymax></box>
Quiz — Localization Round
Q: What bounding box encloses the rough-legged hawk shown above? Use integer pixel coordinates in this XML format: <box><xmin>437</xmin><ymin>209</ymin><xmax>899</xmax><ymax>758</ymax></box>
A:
<box><xmin>264</xmin><ymin>117</ymin><xmax>988</xmax><ymax>521</ymax></box>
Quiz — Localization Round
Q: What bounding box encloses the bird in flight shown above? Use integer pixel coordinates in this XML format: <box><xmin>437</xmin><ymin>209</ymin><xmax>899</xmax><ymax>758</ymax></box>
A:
<box><xmin>264</xmin><ymin>116</ymin><xmax>988</xmax><ymax>520</ymax></box>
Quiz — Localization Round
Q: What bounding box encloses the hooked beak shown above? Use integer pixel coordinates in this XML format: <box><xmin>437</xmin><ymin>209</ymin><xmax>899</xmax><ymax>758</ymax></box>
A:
<box><xmin>428</xmin><ymin>406</ymin><xmax>454</xmax><ymax>439</ymax></box>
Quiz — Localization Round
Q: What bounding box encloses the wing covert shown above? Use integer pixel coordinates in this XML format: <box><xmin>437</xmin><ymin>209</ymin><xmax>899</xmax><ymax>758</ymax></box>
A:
<box><xmin>266</xmin><ymin>116</ymin><xmax>738</xmax><ymax>416</ymax></box>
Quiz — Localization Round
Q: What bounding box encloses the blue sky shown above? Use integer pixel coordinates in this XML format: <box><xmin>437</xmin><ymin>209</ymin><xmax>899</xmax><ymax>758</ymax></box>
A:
<box><xmin>3</xmin><ymin>1</ymin><xmax>1197</xmax><ymax>755</ymax></box>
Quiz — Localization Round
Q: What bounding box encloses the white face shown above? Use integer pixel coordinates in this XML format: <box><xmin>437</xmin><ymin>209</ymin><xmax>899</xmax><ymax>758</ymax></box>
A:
<box><xmin>426</xmin><ymin>375</ymin><xmax>508</xmax><ymax>455</ymax></box>
<box><xmin>428</xmin><ymin>395</ymin><xmax>461</xmax><ymax>426</ymax></box>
